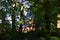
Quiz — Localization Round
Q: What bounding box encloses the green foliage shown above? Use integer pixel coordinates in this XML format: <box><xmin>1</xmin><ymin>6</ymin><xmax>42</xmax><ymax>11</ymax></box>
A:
<box><xmin>39</xmin><ymin>37</ymin><xmax>45</xmax><ymax>40</ymax></box>
<box><xmin>30</xmin><ymin>0</ymin><xmax>57</xmax><ymax>32</ymax></box>
<box><xmin>0</xmin><ymin>0</ymin><xmax>58</xmax><ymax>40</ymax></box>
<box><xmin>49</xmin><ymin>36</ymin><xmax>60</xmax><ymax>40</ymax></box>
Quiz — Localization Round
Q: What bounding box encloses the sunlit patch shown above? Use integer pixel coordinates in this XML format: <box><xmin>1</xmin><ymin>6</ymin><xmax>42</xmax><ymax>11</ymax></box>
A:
<box><xmin>16</xmin><ymin>27</ymin><xmax>19</xmax><ymax>32</ymax></box>
<box><xmin>23</xmin><ymin>1</ymin><xmax>31</xmax><ymax>8</ymax></box>
<box><xmin>57</xmin><ymin>20</ymin><xmax>60</xmax><ymax>28</ymax></box>
<box><xmin>23</xmin><ymin>10</ymin><xmax>28</xmax><ymax>16</ymax></box>
<box><xmin>57</xmin><ymin>14</ymin><xmax>60</xmax><ymax>18</ymax></box>
<box><xmin>12</xmin><ymin>4</ymin><xmax>15</xmax><ymax>7</ymax></box>
<box><xmin>57</xmin><ymin>14</ymin><xmax>60</xmax><ymax>28</ymax></box>
<box><xmin>22</xmin><ymin>26</ymin><xmax>36</xmax><ymax>33</ymax></box>
<box><xmin>0</xmin><ymin>19</ymin><xmax>2</xmax><ymax>24</ymax></box>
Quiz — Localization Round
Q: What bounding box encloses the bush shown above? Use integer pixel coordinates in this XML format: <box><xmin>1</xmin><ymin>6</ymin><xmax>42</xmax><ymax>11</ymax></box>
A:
<box><xmin>49</xmin><ymin>36</ymin><xmax>60</xmax><ymax>40</ymax></box>
<box><xmin>39</xmin><ymin>37</ymin><xmax>45</xmax><ymax>40</ymax></box>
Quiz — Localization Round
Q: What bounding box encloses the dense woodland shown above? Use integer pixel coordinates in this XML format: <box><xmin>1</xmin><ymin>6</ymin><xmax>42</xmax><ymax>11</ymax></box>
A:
<box><xmin>0</xmin><ymin>0</ymin><xmax>59</xmax><ymax>40</ymax></box>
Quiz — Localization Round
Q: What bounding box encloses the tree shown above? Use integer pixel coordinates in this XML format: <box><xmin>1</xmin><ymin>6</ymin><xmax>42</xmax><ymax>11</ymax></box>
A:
<box><xmin>30</xmin><ymin>0</ymin><xmax>57</xmax><ymax>32</ymax></box>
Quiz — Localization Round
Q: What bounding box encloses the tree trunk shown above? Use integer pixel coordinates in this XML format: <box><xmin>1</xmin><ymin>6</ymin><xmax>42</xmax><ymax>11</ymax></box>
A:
<box><xmin>12</xmin><ymin>0</ymin><xmax>16</xmax><ymax>32</ymax></box>
<box><xmin>45</xmin><ymin>0</ymin><xmax>50</xmax><ymax>30</ymax></box>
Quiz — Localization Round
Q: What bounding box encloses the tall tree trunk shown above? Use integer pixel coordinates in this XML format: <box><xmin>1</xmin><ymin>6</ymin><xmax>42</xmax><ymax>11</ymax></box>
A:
<box><xmin>19</xmin><ymin>3</ymin><xmax>24</xmax><ymax>40</ymax></box>
<box><xmin>45</xmin><ymin>13</ymin><xmax>50</xmax><ymax>30</ymax></box>
<box><xmin>12</xmin><ymin>0</ymin><xmax>16</xmax><ymax>32</ymax></box>
<box><xmin>45</xmin><ymin>0</ymin><xmax>50</xmax><ymax>30</ymax></box>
